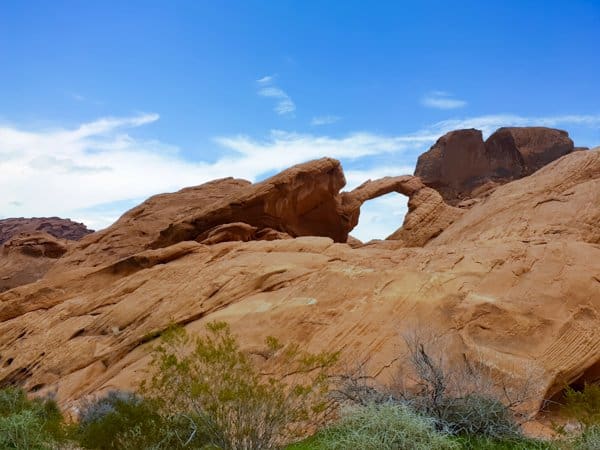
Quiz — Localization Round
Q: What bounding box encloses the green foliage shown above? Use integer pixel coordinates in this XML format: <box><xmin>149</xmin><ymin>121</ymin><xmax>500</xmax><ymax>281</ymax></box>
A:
<box><xmin>72</xmin><ymin>390</ymin><xmax>209</xmax><ymax>449</ymax></box>
<box><xmin>571</xmin><ymin>423</ymin><xmax>600</xmax><ymax>450</ymax></box>
<box><xmin>435</xmin><ymin>394</ymin><xmax>520</xmax><ymax>439</ymax></box>
<box><xmin>302</xmin><ymin>402</ymin><xmax>459</xmax><ymax>450</ymax></box>
<box><xmin>143</xmin><ymin>321</ymin><xmax>338</xmax><ymax>450</ymax></box>
<box><xmin>0</xmin><ymin>386</ymin><xmax>65</xmax><ymax>449</ymax></box>
<box><xmin>454</xmin><ymin>434</ymin><xmax>557</xmax><ymax>450</ymax></box>
<box><xmin>562</xmin><ymin>383</ymin><xmax>600</xmax><ymax>428</ymax></box>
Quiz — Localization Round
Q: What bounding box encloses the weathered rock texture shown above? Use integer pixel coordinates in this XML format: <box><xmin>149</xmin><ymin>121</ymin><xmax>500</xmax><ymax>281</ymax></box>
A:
<box><xmin>0</xmin><ymin>217</ymin><xmax>93</xmax><ymax>245</ymax></box>
<box><xmin>415</xmin><ymin>127</ymin><xmax>576</xmax><ymax>204</ymax></box>
<box><xmin>0</xmin><ymin>218</ymin><xmax>92</xmax><ymax>292</ymax></box>
<box><xmin>0</xmin><ymin>233</ymin><xmax>69</xmax><ymax>293</ymax></box>
<box><xmin>0</xmin><ymin>138</ymin><xmax>598</xmax><ymax>421</ymax></box>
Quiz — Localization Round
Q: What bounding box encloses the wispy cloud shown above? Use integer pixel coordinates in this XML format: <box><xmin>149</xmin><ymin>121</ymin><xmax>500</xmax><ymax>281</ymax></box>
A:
<box><xmin>256</xmin><ymin>75</ymin><xmax>274</xmax><ymax>85</ymax></box>
<box><xmin>421</xmin><ymin>91</ymin><xmax>467</xmax><ymax>110</ymax></box>
<box><xmin>311</xmin><ymin>115</ymin><xmax>341</xmax><ymax>126</ymax></box>
<box><xmin>256</xmin><ymin>75</ymin><xmax>296</xmax><ymax>116</ymax></box>
<box><xmin>1</xmin><ymin>112</ymin><xmax>598</xmax><ymax>237</ymax></box>
<box><xmin>424</xmin><ymin>114</ymin><xmax>600</xmax><ymax>138</ymax></box>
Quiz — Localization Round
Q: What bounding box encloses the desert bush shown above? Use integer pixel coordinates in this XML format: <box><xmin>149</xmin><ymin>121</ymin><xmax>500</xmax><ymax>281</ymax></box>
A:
<box><xmin>73</xmin><ymin>390</ymin><xmax>208</xmax><ymax>449</ymax></box>
<box><xmin>0</xmin><ymin>386</ymin><xmax>65</xmax><ymax>449</ymax></box>
<box><xmin>435</xmin><ymin>394</ymin><xmax>519</xmax><ymax>438</ymax></box>
<box><xmin>562</xmin><ymin>383</ymin><xmax>600</xmax><ymax>428</ymax></box>
<box><xmin>142</xmin><ymin>321</ymin><xmax>338</xmax><ymax>450</ymax></box>
<box><xmin>332</xmin><ymin>330</ymin><xmax>532</xmax><ymax>442</ymax></box>
<box><xmin>571</xmin><ymin>423</ymin><xmax>600</xmax><ymax>450</ymax></box>
<box><xmin>389</xmin><ymin>331</ymin><xmax>532</xmax><ymax>440</ymax></box>
<box><xmin>313</xmin><ymin>402</ymin><xmax>458</xmax><ymax>450</ymax></box>
<box><xmin>454</xmin><ymin>434</ymin><xmax>557</xmax><ymax>450</ymax></box>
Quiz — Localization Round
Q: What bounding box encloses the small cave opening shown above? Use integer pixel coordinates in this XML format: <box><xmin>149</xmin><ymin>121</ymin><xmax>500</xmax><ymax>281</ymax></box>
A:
<box><xmin>544</xmin><ymin>360</ymin><xmax>600</xmax><ymax>412</ymax></box>
<box><xmin>350</xmin><ymin>192</ymin><xmax>409</xmax><ymax>243</ymax></box>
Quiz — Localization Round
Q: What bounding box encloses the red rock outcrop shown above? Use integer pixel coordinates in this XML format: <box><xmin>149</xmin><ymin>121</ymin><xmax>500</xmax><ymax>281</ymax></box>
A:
<box><xmin>415</xmin><ymin>126</ymin><xmax>576</xmax><ymax>204</ymax></box>
<box><xmin>0</xmin><ymin>139</ymin><xmax>598</xmax><ymax>423</ymax></box>
<box><xmin>0</xmin><ymin>233</ymin><xmax>69</xmax><ymax>293</ymax></box>
<box><xmin>52</xmin><ymin>159</ymin><xmax>459</xmax><ymax>276</ymax></box>
<box><xmin>0</xmin><ymin>218</ymin><xmax>93</xmax><ymax>245</ymax></box>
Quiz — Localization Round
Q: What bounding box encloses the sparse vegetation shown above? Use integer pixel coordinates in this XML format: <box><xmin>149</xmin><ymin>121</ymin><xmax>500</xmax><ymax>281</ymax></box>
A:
<box><xmin>0</xmin><ymin>386</ymin><xmax>65</xmax><ymax>449</ymax></box>
<box><xmin>299</xmin><ymin>402</ymin><xmax>459</xmax><ymax>450</ymax></box>
<box><xmin>142</xmin><ymin>321</ymin><xmax>338</xmax><ymax>450</ymax></box>
<box><xmin>2</xmin><ymin>323</ymin><xmax>600</xmax><ymax>449</ymax></box>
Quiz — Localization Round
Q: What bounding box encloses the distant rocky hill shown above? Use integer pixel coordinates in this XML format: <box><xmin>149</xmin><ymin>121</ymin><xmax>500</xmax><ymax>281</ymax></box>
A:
<box><xmin>0</xmin><ymin>217</ymin><xmax>93</xmax><ymax>245</ymax></box>
<box><xmin>0</xmin><ymin>218</ymin><xmax>93</xmax><ymax>293</ymax></box>
<box><xmin>0</xmin><ymin>127</ymin><xmax>598</xmax><ymax>423</ymax></box>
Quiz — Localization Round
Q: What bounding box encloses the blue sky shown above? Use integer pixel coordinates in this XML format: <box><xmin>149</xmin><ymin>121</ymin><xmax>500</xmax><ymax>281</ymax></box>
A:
<box><xmin>1</xmin><ymin>1</ymin><xmax>599</xmax><ymax>240</ymax></box>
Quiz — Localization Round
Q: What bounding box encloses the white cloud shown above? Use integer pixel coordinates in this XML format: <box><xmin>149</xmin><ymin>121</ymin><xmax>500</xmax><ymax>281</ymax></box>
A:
<box><xmin>311</xmin><ymin>115</ymin><xmax>341</xmax><ymax>126</ymax></box>
<box><xmin>256</xmin><ymin>75</ymin><xmax>274</xmax><ymax>85</ymax></box>
<box><xmin>0</xmin><ymin>115</ymin><xmax>421</xmax><ymax>231</ymax></box>
<box><xmin>1</xmin><ymin>112</ymin><xmax>599</xmax><ymax>239</ymax></box>
<box><xmin>256</xmin><ymin>75</ymin><xmax>296</xmax><ymax>116</ymax></box>
<box><xmin>350</xmin><ymin>193</ymin><xmax>408</xmax><ymax>242</ymax></box>
<box><xmin>421</xmin><ymin>91</ymin><xmax>467</xmax><ymax>110</ymax></box>
<box><xmin>425</xmin><ymin>114</ymin><xmax>600</xmax><ymax>138</ymax></box>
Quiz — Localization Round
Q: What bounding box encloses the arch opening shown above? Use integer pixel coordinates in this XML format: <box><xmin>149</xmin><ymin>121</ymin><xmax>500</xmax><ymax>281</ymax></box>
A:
<box><xmin>350</xmin><ymin>192</ymin><xmax>409</xmax><ymax>243</ymax></box>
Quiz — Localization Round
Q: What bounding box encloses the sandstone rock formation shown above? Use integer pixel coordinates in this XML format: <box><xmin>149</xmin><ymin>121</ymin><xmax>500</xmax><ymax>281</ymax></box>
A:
<box><xmin>0</xmin><ymin>137</ymin><xmax>598</xmax><ymax>422</ymax></box>
<box><xmin>415</xmin><ymin>126</ymin><xmax>576</xmax><ymax>204</ymax></box>
<box><xmin>0</xmin><ymin>233</ymin><xmax>69</xmax><ymax>293</ymax></box>
<box><xmin>0</xmin><ymin>218</ymin><xmax>92</xmax><ymax>292</ymax></box>
<box><xmin>53</xmin><ymin>159</ymin><xmax>453</xmax><ymax>274</ymax></box>
<box><xmin>0</xmin><ymin>217</ymin><xmax>93</xmax><ymax>245</ymax></box>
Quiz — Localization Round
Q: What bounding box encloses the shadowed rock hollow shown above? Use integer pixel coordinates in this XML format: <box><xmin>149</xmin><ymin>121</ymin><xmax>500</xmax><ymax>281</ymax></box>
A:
<box><xmin>0</xmin><ymin>127</ymin><xmax>598</xmax><ymax>420</ymax></box>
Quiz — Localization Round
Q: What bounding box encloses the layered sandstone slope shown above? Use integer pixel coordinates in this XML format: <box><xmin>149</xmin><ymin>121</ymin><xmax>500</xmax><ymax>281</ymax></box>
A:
<box><xmin>432</xmin><ymin>148</ymin><xmax>600</xmax><ymax>245</ymax></box>
<box><xmin>415</xmin><ymin>126</ymin><xmax>576</xmax><ymax>204</ymax></box>
<box><xmin>0</xmin><ymin>217</ymin><xmax>92</xmax><ymax>245</ymax></box>
<box><xmin>53</xmin><ymin>178</ymin><xmax>251</xmax><ymax>271</ymax></box>
<box><xmin>0</xmin><ymin>147</ymin><xmax>598</xmax><ymax>418</ymax></box>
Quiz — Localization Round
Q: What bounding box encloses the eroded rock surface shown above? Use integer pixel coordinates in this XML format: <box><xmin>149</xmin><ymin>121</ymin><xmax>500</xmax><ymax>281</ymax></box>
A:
<box><xmin>0</xmin><ymin>138</ymin><xmax>598</xmax><ymax>421</ymax></box>
<box><xmin>415</xmin><ymin>126</ymin><xmax>576</xmax><ymax>204</ymax></box>
<box><xmin>0</xmin><ymin>218</ymin><xmax>91</xmax><ymax>292</ymax></box>
<box><xmin>0</xmin><ymin>233</ymin><xmax>69</xmax><ymax>293</ymax></box>
<box><xmin>0</xmin><ymin>217</ymin><xmax>92</xmax><ymax>245</ymax></box>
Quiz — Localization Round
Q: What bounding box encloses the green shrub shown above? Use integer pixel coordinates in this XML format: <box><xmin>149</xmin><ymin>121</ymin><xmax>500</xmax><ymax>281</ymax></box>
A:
<box><xmin>454</xmin><ymin>434</ymin><xmax>557</xmax><ymax>450</ymax></box>
<box><xmin>435</xmin><ymin>394</ymin><xmax>520</xmax><ymax>439</ymax></box>
<box><xmin>0</xmin><ymin>386</ymin><xmax>65</xmax><ymax>449</ymax></box>
<box><xmin>142</xmin><ymin>322</ymin><xmax>337</xmax><ymax>450</ymax></box>
<box><xmin>142</xmin><ymin>321</ymin><xmax>338</xmax><ymax>450</ymax></box>
<box><xmin>73</xmin><ymin>390</ymin><xmax>208</xmax><ymax>449</ymax></box>
<box><xmin>562</xmin><ymin>383</ymin><xmax>600</xmax><ymax>428</ymax></box>
<box><xmin>310</xmin><ymin>402</ymin><xmax>458</xmax><ymax>450</ymax></box>
<box><xmin>571</xmin><ymin>423</ymin><xmax>600</xmax><ymax>450</ymax></box>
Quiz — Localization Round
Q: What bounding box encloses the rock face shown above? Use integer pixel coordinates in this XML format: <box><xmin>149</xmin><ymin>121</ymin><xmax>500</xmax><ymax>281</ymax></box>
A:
<box><xmin>0</xmin><ymin>218</ymin><xmax>93</xmax><ymax>245</ymax></box>
<box><xmin>0</xmin><ymin>218</ymin><xmax>92</xmax><ymax>292</ymax></box>
<box><xmin>53</xmin><ymin>159</ymin><xmax>451</xmax><ymax>273</ymax></box>
<box><xmin>0</xmin><ymin>233</ymin><xmax>69</xmax><ymax>293</ymax></box>
<box><xmin>415</xmin><ymin>126</ymin><xmax>575</xmax><ymax>204</ymax></box>
<box><xmin>0</xmin><ymin>135</ymin><xmax>598</xmax><ymax>422</ymax></box>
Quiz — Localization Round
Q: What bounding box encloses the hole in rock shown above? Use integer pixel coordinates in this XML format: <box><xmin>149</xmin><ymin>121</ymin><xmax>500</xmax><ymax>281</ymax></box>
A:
<box><xmin>30</xmin><ymin>383</ymin><xmax>45</xmax><ymax>393</ymax></box>
<box><xmin>3</xmin><ymin>357</ymin><xmax>13</xmax><ymax>367</ymax></box>
<box><xmin>351</xmin><ymin>192</ymin><xmax>408</xmax><ymax>242</ymax></box>
<box><xmin>69</xmin><ymin>328</ymin><xmax>86</xmax><ymax>339</ymax></box>
<box><xmin>545</xmin><ymin>360</ymin><xmax>600</xmax><ymax>410</ymax></box>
